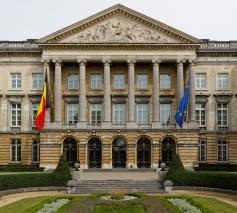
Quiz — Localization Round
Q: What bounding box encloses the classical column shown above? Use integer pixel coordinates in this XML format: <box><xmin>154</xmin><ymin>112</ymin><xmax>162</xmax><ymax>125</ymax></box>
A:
<box><xmin>177</xmin><ymin>60</ymin><xmax>184</xmax><ymax>105</ymax></box>
<box><xmin>189</xmin><ymin>60</ymin><xmax>196</xmax><ymax>121</ymax></box>
<box><xmin>78</xmin><ymin>59</ymin><xmax>87</xmax><ymax>125</ymax></box>
<box><xmin>152</xmin><ymin>59</ymin><xmax>161</xmax><ymax>123</ymax></box>
<box><xmin>54</xmin><ymin>59</ymin><xmax>62</xmax><ymax>123</ymax></box>
<box><xmin>103</xmin><ymin>59</ymin><xmax>111</xmax><ymax>126</ymax></box>
<box><xmin>127</xmin><ymin>59</ymin><xmax>136</xmax><ymax>125</ymax></box>
<box><xmin>43</xmin><ymin>59</ymin><xmax>51</xmax><ymax>123</ymax></box>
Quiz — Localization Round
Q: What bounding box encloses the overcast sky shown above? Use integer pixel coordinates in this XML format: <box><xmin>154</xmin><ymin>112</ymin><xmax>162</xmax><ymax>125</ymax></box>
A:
<box><xmin>0</xmin><ymin>0</ymin><xmax>236</xmax><ymax>41</ymax></box>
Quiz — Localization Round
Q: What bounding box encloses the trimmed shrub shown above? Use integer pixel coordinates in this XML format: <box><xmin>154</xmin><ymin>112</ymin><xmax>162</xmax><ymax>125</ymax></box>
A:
<box><xmin>0</xmin><ymin>164</ymin><xmax>44</xmax><ymax>172</ymax></box>
<box><xmin>166</xmin><ymin>154</ymin><xmax>237</xmax><ymax>191</ymax></box>
<box><xmin>195</xmin><ymin>163</ymin><xmax>237</xmax><ymax>171</ymax></box>
<box><xmin>0</xmin><ymin>155</ymin><xmax>72</xmax><ymax>191</ymax></box>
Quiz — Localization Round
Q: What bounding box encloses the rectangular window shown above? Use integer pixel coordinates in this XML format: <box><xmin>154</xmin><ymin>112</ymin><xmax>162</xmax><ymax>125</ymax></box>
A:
<box><xmin>136</xmin><ymin>74</ymin><xmax>148</xmax><ymax>89</ymax></box>
<box><xmin>68</xmin><ymin>74</ymin><xmax>79</xmax><ymax>89</ymax></box>
<box><xmin>160</xmin><ymin>104</ymin><xmax>171</xmax><ymax>124</ymax></box>
<box><xmin>90</xmin><ymin>104</ymin><xmax>102</xmax><ymax>126</ymax></box>
<box><xmin>218</xmin><ymin>140</ymin><xmax>228</xmax><ymax>161</ymax></box>
<box><xmin>11</xmin><ymin>73</ymin><xmax>22</xmax><ymax>89</ymax></box>
<box><xmin>32</xmin><ymin>73</ymin><xmax>43</xmax><ymax>89</ymax></box>
<box><xmin>11</xmin><ymin>138</ymin><xmax>21</xmax><ymax>163</ymax></box>
<box><xmin>217</xmin><ymin>73</ymin><xmax>228</xmax><ymax>89</ymax></box>
<box><xmin>160</xmin><ymin>74</ymin><xmax>171</xmax><ymax>89</ymax></box>
<box><xmin>195</xmin><ymin>73</ymin><xmax>206</xmax><ymax>89</ymax></box>
<box><xmin>32</xmin><ymin>139</ymin><xmax>40</xmax><ymax>163</ymax></box>
<box><xmin>113</xmin><ymin>104</ymin><xmax>126</xmax><ymax>125</ymax></box>
<box><xmin>11</xmin><ymin>103</ymin><xmax>22</xmax><ymax>129</ymax></box>
<box><xmin>66</xmin><ymin>103</ymin><xmax>78</xmax><ymax>125</ymax></box>
<box><xmin>217</xmin><ymin>103</ymin><xmax>228</xmax><ymax>129</ymax></box>
<box><xmin>136</xmin><ymin>104</ymin><xmax>149</xmax><ymax>124</ymax></box>
<box><xmin>113</xmin><ymin>74</ymin><xmax>125</xmax><ymax>89</ymax></box>
<box><xmin>195</xmin><ymin>103</ymin><xmax>206</xmax><ymax>128</ymax></box>
<box><xmin>91</xmin><ymin>74</ymin><xmax>102</xmax><ymax>89</ymax></box>
<box><xmin>198</xmin><ymin>140</ymin><xmax>206</xmax><ymax>162</ymax></box>
<box><xmin>32</xmin><ymin>103</ymin><xmax>39</xmax><ymax>127</ymax></box>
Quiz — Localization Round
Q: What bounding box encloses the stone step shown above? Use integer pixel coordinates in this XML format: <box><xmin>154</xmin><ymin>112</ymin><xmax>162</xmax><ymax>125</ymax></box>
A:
<box><xmin>83</xmin><ymin>168</ymin><xmax>156</xmax><ymax>172</ymax></box>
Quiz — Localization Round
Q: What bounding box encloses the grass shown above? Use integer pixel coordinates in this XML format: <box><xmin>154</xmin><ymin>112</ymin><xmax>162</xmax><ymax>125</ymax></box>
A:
<box><xmin>0</xmin><ymin>196</ymin><xmax>58</xmax><ymax>213</ymax></box>
<box><xmin>94</xmin><ymin>204</ymin><xmax>145</xmax><ymax>213</ymax></box>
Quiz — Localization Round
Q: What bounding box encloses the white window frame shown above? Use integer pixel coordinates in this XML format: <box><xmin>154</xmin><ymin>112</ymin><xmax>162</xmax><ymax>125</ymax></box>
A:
<box><xmin>217</xmin><ymin>140</ymin><xmax>228</xmax><ymax>161</ymax></box>
<box><xmin>113</xmin><ymin>104</ymin><xmax>126</xmax><ymax>125</ymax></box>
<box><xmin>11</xmin><ymin>73</ymin><xmax>22</xmax><ymax>89</ymax></box>
<box><xmin>91</xmin><ymin>74</ymin><xmax>102</xmax><ymax>89</ymax></box>
<box><xmin>217</xmin><ymin>103</ymin><xmax>228</xmax><ymax>129</ymax></box>
<box><xmin>195</xmin><ymin>73</ymin><xmax>206</xmax><ymax>89</ymax></box>
<box><xmin>160</xmin><ymin>74</ymin><xmax>171</xmax><ymax>89</ymax></box>
<box><xmin>216</xmin><ymin>73</ymin><xmax>228</xmax><ymax>90</ymax></box>
<box><xmin>10</xmin><ymin>103</ymin><xmax>22</xmax><ymax>129</ymax></box>
<box><xmin>68</xmin><ymin>74</ymin><xmax>79</xmax><ymax>89</ymax></box>
<box><xmin>113</xmin><ymin>74</ymin><xmax>125</xmax><ymax>89</ymax></box>
<box><xmin>32</xmin><ymin>73</ymin><xmax>43</xmax><ymax>90</ymax></box>
<box><xmin>11</xmin><ymin>138</ymin><xmax>21</xmax><ymax>163</ymax></box>
<box><xmin>136</xmin><ymin>74</ymin><xmax>148</xmax><ymax>89</ymax></box>
<box><xmin>90</xmin><ymin>104</ymin><xmax>102</xmax><ymax>126</ymax></box>
<box><xmin>195</xmin><ymin>103</ymin><xmax>206</xmax><ymax>128</ymax></box>
<box><xmin>136</xmin><ymin>103</ymin><xmax>149</xmax><ymax>124</ymax></box>
<box><xmin>198</xmin><ymin>139</ymin><xmax>206</xmax><ymax>162</ymax></box>
<box><xmin>160</xmin><ymin>103</ymin><xmax>171</xmax><ymax>124</ymax></box>
<box><xmin>66</xmin><ymin>103</ymin><xmax>78</xmax><ymax>125</ymax></box>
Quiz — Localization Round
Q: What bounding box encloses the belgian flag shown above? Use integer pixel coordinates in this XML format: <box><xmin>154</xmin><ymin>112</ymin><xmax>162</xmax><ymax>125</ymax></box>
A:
<box><xmin>35</xmin><ymin>70</ymin><xmax>50</xmax><ymax>130</ymax></box>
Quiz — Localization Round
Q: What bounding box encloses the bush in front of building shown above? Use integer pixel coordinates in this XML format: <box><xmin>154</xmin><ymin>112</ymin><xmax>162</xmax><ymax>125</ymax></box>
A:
<box><xmin>167</xmin><ymin>155</ymin><xmax>237</xmax><ymax>191</ymax></box>
<box><xmin>0</xmin><ymin>164</ymin><xmax>44</xmax><ymax>172</ymax></box>
<box><xmin>194</xmin><ymin>163</ymin><xmax>237</xmax><ymax>171</ymax></box>
<box><xmin>0</xmin><ymin>155</ymin><xmax>72</xmax><ymax>190</ymax></box>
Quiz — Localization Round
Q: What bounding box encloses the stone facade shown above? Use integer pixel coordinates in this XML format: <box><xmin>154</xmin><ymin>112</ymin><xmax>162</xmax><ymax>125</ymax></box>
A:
<box><xmin>0</xmin><ymin>4</ymin><xmax>237</xmax><ymax>170</ymax></box>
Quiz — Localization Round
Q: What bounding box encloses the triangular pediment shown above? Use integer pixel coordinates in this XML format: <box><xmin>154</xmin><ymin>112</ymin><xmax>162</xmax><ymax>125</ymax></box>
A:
<box><xmin>38</xmin><ymin>4</ymin><xmax>200</xmax><ymax>45</ymax></box>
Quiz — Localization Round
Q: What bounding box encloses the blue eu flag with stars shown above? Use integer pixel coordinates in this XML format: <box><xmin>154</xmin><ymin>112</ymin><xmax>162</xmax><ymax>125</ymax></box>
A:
<box><xmin>175</xmin><ymin>76</ymin><xmax>190</xmax><ymax>128</ymax></box>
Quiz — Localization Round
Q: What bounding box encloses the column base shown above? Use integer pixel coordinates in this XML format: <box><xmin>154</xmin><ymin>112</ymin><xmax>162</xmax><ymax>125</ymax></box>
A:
<box><xmin>152</xmin><ymin>121</ymin><xmax>162</xmax><ymax>128</ymax></box>
<box><xmin>101</xmin><ymin>121</ymin><xmax>112</xmax><ymax>129</ymax></box>
<box><xmin>102</xmin><ymin>164</ymin><xmax>112</xmax><ymax>169</ymax></box>
<box><xmin>47</xmin><ymin>122</ymin><xmax>62</xmax><ymax>129</ymax></box>
<box><xmin>77</xmin><ymin>122</ymin><xmax>87</xmax><ymax>129</ymax></box>
<box><xmin>178</xmin><ymin>121</ymin><xmax>199</xmax><ymax>129</ymax></box>
<box><xmin>126</xmin><ymin>122</ymin><xmax>137</xmax><ymax>129</ymax></box>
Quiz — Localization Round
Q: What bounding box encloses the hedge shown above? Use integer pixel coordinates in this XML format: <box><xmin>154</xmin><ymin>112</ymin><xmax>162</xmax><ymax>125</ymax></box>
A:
<box><xmin>0</xmin><ymin>164</ymin><xmax>44</xmax><ymax>172</ymax></box>
<box><xmin>0</xmin><ymin>155</ymin><xmax>72</xmax><ymax>191</ymax></box>
<box><xmin>167</xmin><ymin>154</ymin><xmax>237</xmax><ymax>191</ymax></box>
<box><xmin>195</xmin><ymin>163</ymin><xmax>237</xmax><ymax>172</ymax></box>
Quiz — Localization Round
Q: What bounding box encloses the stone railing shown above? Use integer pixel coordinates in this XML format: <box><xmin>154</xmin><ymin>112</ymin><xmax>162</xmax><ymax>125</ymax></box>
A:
<box><xmin>0</xmin><ymin>40</ymin><xmax>39</xmax><ymax>50</ymax></box>
<box><xmin>200</xmin><ymin>39</ymin><xmax>237</xmax><ymax>49</ymax></box>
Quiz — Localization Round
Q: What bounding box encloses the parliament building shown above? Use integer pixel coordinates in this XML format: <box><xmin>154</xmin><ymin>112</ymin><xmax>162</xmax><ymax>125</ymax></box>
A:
<box><xmin>0</xmin><ymin>4</ymin><xmax>237</xmax><ymax>170</ymax></box>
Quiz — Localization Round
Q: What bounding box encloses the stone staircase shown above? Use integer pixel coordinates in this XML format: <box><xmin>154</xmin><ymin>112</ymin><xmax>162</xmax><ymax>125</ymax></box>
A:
<box><xmin>67</xmin><ymin>169</ymin><xmax>164</xmax><ymax>194</ymax></box>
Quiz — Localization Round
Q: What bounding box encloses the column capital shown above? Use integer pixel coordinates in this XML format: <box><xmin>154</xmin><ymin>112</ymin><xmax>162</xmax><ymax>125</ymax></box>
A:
<box><xmin>188</xmin><ymin>59</ymin><xmax>197</xmax><ymax>66</ymax></box>
<box><xmin>102</xmin><ymin>58</ymin><xmax>112</xmax><ymax>65</ymax></box>
<box><xmin>41</xmin><ymin>58</ymin><xmax>50</xmax><ymax>64</ymax></box>
<box><xmin>176</xmin><ymin>58</ymin><xmax>186</xmax><ymax>64</ymax></box>
<box><xmin>52</xmin><ymin>59</ymin><xmax>62</xmax><ymax>65</ymax></box>
<box><xmin>127</xmin><ymin>58</ymin><xmax>136</xmax><ymax>65</ymax></box>
<box><xmin>152</xmin><ymin>58</ymin><xmax>162</xmax><ymax>64</ymax></box>
<box><xmin>77</xmin><ymin>58</ymin><xmax>87</xmax><ymax>65</ymax></box>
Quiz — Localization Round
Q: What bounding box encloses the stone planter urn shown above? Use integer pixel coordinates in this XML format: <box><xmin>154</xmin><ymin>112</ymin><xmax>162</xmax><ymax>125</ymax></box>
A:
<box><xmin>164</xmin><ymin>180</ymin><xmax>173</xmax><ymax>193</ymax></box>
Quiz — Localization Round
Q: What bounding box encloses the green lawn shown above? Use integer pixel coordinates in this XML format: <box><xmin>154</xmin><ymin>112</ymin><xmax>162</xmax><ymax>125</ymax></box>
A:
<box><xmin>0</xmin><ymin>196</ymin><xmax>58</xmax><ymax>213</ymax></box>
<box><xmin>94</xmin><ymin>205</ymin><xmax>145</xmax><ymax>213</ymax></box>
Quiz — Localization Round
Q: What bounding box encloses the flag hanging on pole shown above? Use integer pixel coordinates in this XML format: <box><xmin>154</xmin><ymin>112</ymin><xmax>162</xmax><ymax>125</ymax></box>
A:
<box><xmin>175</xmin><ymin>74</ymin><xmax>191</xmax><ymax>128</ymax></box>
<box><xmin>35</xmin><ymin>69</ymin><xmax>50</xmax><ymax>130</ymax></box>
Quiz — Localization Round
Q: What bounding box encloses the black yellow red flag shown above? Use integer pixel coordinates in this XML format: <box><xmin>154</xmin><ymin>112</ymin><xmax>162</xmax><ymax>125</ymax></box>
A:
<box><xmin>35</xmin><ymin>70</ymin><xmax>50</xmax><ymax>130</ymax></box>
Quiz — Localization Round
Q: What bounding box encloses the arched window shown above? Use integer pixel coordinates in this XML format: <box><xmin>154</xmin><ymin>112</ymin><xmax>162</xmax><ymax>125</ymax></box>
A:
<box><xmin>88</xmin><ymin>138</ymin><xmax>102</xmax><ymax>168</ymax></box>
<box><xmin>112</xmin><ymin>138</ymin><xmax>126</xmax><ymax>168</ymax></box>
<box><xmin>137</xmin><ymin>137</ymin><xmax>151</xmax><ymax>168</ymax></box>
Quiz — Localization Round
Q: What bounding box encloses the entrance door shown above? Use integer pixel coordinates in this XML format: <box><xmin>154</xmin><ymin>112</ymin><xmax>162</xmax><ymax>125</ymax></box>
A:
<box><xmin>161</xmin><ymin>137</ymin><xmax>176</xmax><ymax>166</ymax></box>
<box><xmin>88</xmin><ymin>138</ymin><xmax>102</xmax><ymax>168</ymax></box>
<box><xmin>63</xmin><ymin>137</ymin><xmax>78</xmax><ymax>167</ymax></box>
<box><xmin>137</xmin><ymin>138</ymin><xmax>151</xmax><ymax>168</ymax></box>
<box><xmin>112</xmin><ymin>138</ymin><xmax>126</xmax><ymax>168</ymax></box>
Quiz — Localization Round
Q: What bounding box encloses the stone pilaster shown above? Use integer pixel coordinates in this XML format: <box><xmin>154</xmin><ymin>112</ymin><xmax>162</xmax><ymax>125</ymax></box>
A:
<box><xmin>152</xmin><ymin>58</ymin><xmax>161</xmax><ymax>128</ymax></box>
<box><xmin>177</xmin><ymin>60</ymin><xmax>184</xmax><ymax>105</ymax></box>
<box><xmin>77</xmin><ymin>59</ymin><xmax>87</xmax><ymax>128</ymax></box>
<box><xmin>189</xmin><ymin>60</ymin><xmax>196</xmax><ymax>122</ymax></box>
<box><xmin>127</xmin><ymin>59</ymin><xmax>136</xmax><ymax>128</ymax></box>
<box><xmin>54</xmin><ymin>59</ymin><xmax>62</xmax><ymax>123</ymax></box>
<box><xmin>102</xmin><ymin>59</ymin><xmax>112</xmax><ymax>128</ymax></box>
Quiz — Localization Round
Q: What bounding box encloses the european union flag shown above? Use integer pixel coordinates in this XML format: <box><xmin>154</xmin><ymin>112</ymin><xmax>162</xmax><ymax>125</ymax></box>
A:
<box><xmin>175</xmin><ymin>76</ymin><xmax>190</xmax><ymax>128</ymax></box>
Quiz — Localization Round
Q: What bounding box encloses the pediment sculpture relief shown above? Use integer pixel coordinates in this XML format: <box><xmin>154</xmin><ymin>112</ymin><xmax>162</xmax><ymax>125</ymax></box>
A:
<box><xmin>62</xmin><ymin>20</ymin><xmax>176</xmax><ymax>43</ymax></box>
